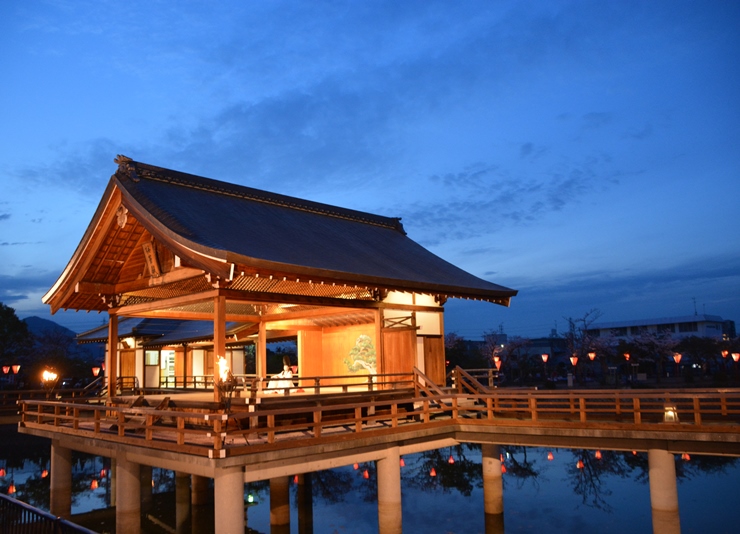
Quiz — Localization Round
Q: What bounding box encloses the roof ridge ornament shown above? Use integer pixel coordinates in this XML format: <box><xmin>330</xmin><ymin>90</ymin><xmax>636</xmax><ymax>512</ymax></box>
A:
<box><xmin>114</xmin><ymin>154</ymin><xmax>139</xmax><ymax>182</ymax></box>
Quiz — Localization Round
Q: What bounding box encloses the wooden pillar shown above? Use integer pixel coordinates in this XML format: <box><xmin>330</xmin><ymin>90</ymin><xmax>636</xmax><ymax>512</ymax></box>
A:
<box><xmin>108</xmin><ymin>313</ymin><xmax>118</xmax><ymax>397</ymax></box>
<box><xmin>257</xmin><ymin>321</ymin><xmax>267</xmax><ymax>379</ymax></box>
<box><xmin>296</xmin><ymin>473</ymin><xmax>313</xmax><ymax>534</ymax></box>
<box><xmin>116</xmin><ymin>454</ymin><xmax>141</xmax><ymax>534</ymax></box>
<box><xmin>377</xmin><ymin>446</ymin><xmax>402</xmax><ymax>534</ymax></box>
<box><xmin>482</xmin><ymin>443</ymin><xmax>505</xmax><ymax>533</ymax></box>
<box><xmin>214</xmin><ymin>467</ymin><xmax>245</xmax><ymax>534</ymax></box>
<box><xmin>270</xmin><ymin>476</ymin><xmax>291</xmax><ymax>534</ymax></box>
<box><xmin>213</xmin><ymin>295</ymin><xmax>226</xmax><ymax>402</ymax></box>
<box><xmin>648</xmin><ymin>449</ymin><xmax>681</xmax><ymax>534</ymax></box>
<box><xmin>176</xmin><ymin>471</ymin><xmax>191</xmax><ymax>534</ymax></box>
<box><xmin>49</xmin><ymin>440</ymin><xmax>72</xmax><ymax>518</ymax></box>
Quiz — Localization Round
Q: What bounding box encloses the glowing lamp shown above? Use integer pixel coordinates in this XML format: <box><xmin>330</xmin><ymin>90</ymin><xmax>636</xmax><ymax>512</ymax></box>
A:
<box><xmin>2</xmin><ymin>366</ymin><xmax>9</xmax><ymax>374</ymax></box>
<box><xmin>0</xmin><ymin>468</ymin><xmax>5</xmax><ymax>477</ymax></box>
<box><xmin>400</xmin><ymin>458</ymin><xmax>405</xmax><ymax>467</ymax></box>
<box><xmin>588</xmin><ymin>352</ymin><xmax>596</xmax><ymax>361</ymax></box>
<box><xmin>8</xmin><ymin>483</ymin><xmax>16</xmax><ymax>494</ymax></box>
<box><xmin>576</xmin><ymin>460</ymin><xmax>584</xmax><ymax>469</ymax></box>
<box><xmin>570</xmin><ymin>356</ymin><xmax>578</xmax><ymax>366</ymax></box>
<box><xmin>92</xmin><ymin>367</ymin><xmax>101</xmax><ymax>377</ymax></box>
<box><xmin>353</xmin><ymin>463</ymin><xmax>359</xmax><ymax>470</ymax></box>
<box><xmin>682</xmin><ymin>453</ymin><xmax>691</xmax><ymax>461</ymax></box>
<box><xmin>12</xmin><ymin>365</ymin><xmax>20</xmax><ymax>374</ymax></box>
<box><xmin>595</xmin><ymin>450</ymin><xmax>602</xmax><ymax>460</ymax></box>
<box><xmin>495</xmin><ymin>360</ymin><xmax>502</xmax><ymax>370</ymax></box>
<box><xmin>501</xmin><ymin>464</ymin><xmax>507</xmax><ymax>474</ymax></box>
<box><xmin>541</xmin><ymin>354</ymin><xmax>549</xmax><ymax>363</ymax></box>
<box><xmin>673</xmin><ymin>353</ymin><xmax>682</xmax><ymax>364</ymax></box>
<box><xmin>664</xmin><ymin>405</ymin><xmax>679</xmax><ymax>423</ymax></box>
<box><xmin>721</xmin><ymin>350</ymin><xmax>728</xmax><ymax>358</ymax></box>
<box><xmin>732</xmin><ymin>353</ymin><xmax>740</xmax><ymax>363</ymax></box>
<box><xmin>547</xmin><ymin>452</ymin><xmax>554</xmax><ymax>461</ymax></box>
<box><xmin>448</xmin><ymin>455</ymin><xmax>455</xmax><ymax>464</ymax></box>
<box><xmin>429</xmin><ymin>468</ymin><xmax>437</xmax><ymax>477</ymax></box>
<box><xmin>363</xmin><ymin>469</ymin><xmax>370</xmax><ymax>479</ymax></box>
<box><xmin>623</xmin><ymin>353</ymin><xmax>630</xmax><ymax>361</ymax></box>
<box><xmin>41</xmin><ymin>469</ymin><xmax>48</xmax><ymax>478</ymax></box>
<box><xmin>91</xmin><ymin>479</ymin><xmax>99</xmax><ymax>490</ymax></box>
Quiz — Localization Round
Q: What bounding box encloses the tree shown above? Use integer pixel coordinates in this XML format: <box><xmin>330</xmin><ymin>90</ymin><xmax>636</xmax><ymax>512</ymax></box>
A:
<box><xmin>631</xmin><ymin>331</ymin><xmax>677</xmax><ymax>383</ymax></box>
<box><xmin>562</xmin><ymin>309</ymin><xmax>603</xmax><ymax>382</ymax></box>
<box><xmin>0</xmin><ymin>302</ymin><xmax>34</xmax><ymax>374</ymax></box>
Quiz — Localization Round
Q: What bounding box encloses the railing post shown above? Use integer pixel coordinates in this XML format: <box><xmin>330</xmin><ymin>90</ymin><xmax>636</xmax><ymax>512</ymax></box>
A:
<box><xmin>633</xmin><ymin>397</ymin><xmax>642</xmax><ymax>425</ymax></box>
<box><xmin>721</xmin><ymin>392</ymin><xmax>727</xmax><ymax>416</ymax></box>
<box><xmin>579</xmin><ymin>397</ymin><xmax>586</xmax><ymax>423</ymax></box>
<box><xmin>693</xmin><ymin>397</ymin><xmax>701</xmax><ymax>425</ymax></box>
<box><xmin>529</xmin><ymin>395</ymin><xmax>537</xmax><ymax>421</ymax></box>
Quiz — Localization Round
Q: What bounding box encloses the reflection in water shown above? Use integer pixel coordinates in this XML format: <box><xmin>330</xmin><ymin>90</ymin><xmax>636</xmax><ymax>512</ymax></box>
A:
<box><xmin>1</xmin><ymin>426</ymin><xmax>738</xmax><ymax>533</ymax></box>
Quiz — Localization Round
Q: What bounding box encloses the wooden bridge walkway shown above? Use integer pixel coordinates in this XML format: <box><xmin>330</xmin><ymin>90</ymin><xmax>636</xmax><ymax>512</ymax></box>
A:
<box><xmin>16</xmin><ymin>368</ymin><xmax>740</xmax><ymax>461</ymax></box>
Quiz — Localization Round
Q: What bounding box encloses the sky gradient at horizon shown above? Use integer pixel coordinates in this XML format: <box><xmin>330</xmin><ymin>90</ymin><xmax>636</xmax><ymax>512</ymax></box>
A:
<box><xmin>1</xmin><ymin>0</ymin><xmax>738</xmax><ymax>339</ymax></box>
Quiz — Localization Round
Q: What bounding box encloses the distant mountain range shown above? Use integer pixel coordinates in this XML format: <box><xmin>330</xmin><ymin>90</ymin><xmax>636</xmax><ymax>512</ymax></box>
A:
<box><xmin>23</xmin><ymin>316</ymin><xmax>79</xmax><ymax>338</ymax></box>
<box><xmin>23</xmin><ymin>316</ymin><xmax>105</xmax><ymax>361</ymax></box>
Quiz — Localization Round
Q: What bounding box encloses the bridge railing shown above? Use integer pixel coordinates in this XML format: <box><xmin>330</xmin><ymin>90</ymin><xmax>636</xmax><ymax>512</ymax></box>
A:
<box><xmin>16</xmin><ymin>387</ymin><xmax>740</xmax><ymax>458</ymax></box>
<box><xmin>0</xmin><ymin>493</ymin><xmax>98</xmax><ymax>534</ymax></box>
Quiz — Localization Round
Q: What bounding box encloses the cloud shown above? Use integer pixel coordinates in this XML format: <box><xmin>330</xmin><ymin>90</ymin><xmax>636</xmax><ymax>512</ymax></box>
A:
<box><xmin>0</xmin><ymin>213</ymin><xmax>10</xmax><ymax>221</ymax></box>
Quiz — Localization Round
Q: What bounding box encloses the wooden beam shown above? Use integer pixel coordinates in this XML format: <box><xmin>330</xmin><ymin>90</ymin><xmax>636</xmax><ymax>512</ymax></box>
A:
<box><xmin>110</xmin><ymin>290</ymin><xmax>220</xmax><ymax>316</ymax></box>
<box><xmin>213</xmin><ymin>295</ymin><xmax>226</xmax><ymax>403</ymax></box>
<box><xmin>107</xmin><ymin>314</ymin><xmax>118</xmax><ymax>398</ymax></box>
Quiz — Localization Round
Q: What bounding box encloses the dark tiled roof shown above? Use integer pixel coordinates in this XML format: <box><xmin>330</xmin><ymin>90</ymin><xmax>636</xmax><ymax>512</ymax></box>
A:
<box><xmin>114</xmin><ymin>158</ymin><xmax>517</xmax><ymax>301</ymax></box>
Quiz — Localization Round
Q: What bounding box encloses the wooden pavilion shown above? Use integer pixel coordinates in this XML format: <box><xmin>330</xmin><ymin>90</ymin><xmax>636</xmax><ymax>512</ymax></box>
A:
<box><xmin>43</xmin><ymin>155</ymin><xmax>517</xmax><ymax>398</ymax></box>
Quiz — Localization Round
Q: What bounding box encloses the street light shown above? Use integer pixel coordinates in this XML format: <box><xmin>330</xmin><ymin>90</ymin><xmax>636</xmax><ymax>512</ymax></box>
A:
<box><xmin>673</xmin><ymin>353</ymin><xmax>682</xmax><ymax>378</ymax></box>
<box><xmin>42</xmin><ymin>369</ymin><xmax>59</xmax><ymax>399</ymax></box>
<box><xmin>216</xmin><ymin>356</ymin><xmax>235</xmax><ymax>411</ymax></box>
<box><xmin>541</xmin><ymin>353</ymin><xmax>549</xmax><ymax>380</ymax></box>
<box><xmin>588</xmin><ymin>352</ymin><xmax>596</xmax><ymax>361</ymax></box>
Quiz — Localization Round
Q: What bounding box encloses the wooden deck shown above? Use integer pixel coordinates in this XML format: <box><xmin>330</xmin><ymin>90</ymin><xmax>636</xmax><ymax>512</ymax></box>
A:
<box><xmin>17</xmin><ymin>384</ymin><xmax>740</xmax><ymax>460</ymax></box>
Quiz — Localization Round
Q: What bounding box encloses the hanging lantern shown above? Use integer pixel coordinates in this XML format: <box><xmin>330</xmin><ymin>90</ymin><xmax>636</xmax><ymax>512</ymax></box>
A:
<box><xmin>501</xmin><ymin>464</ymin><xmax>507</xmax><ymax>474</ymax></box>
<box><xmin>8</xmin><ymin>483</ymin><xmax>16</xmax><ymax>494</ymax></box>
<box><xmin>624</xmin><ymin>353</ymin><xmax>630</xmax><ymax>361</ymax></box>
<box><xmin>353</xmin><ymin>463</ymin><xmax>359</xmax><ymax>470</ymax></box>
<box><xmin>448</xmin><ymin>455</ymin><xmax>455</xmax><ymax>464</ymax></box>
<box><xmin>595</xmin><ymin>450</ymin><xmax>602</xmax><ymax>460</ymax></box>
<box><xmin>570</xmin><ymin>355</ymin><xmax>578</xmax><ymax>366</ymax></box>
<box><xmin>363</xmin><ymin>469</ymin><xmax>370</xmax><ymax>479</ymax></box>
<box><xmin>547</xmin><ymin>452</ymin><xmax>554</xmax><ymax>461</ymax></box>
<box><xmin>293</xmin><ymin>475</ymin><xmax>299</xmax><ymax>484</ymax></box>
<box><xmin>632</xmin><ymin>450</ymin><xmax>637</xmax><ymax>455</ymax></box>
<box><xmin>682</xmin><ymin>453</ymin><xmax>691</xmax><ymax>461</ymax></box>
<box><xmin>100</xmin><ymin>469</ymin><xmax>107</xmax><ymax>478</ymax></box>
<box><xmin>588</xmin><ymin>352</ymin><xmax>596</xmax><ymax>361</ymax></box>
<box><xmin>577</xmin><ymin>460</ymin><xmax>584</xmax><ymax>469</ymax></box>
<box><xmin>400</xmin><ymin>458</ymin><xmax>405</xmax><ymax>467</ymax></box>
<box><xmin>91</xmin><ymin>479</ymin><xmax>99</xmax><ymax>490</ymax></box>
<box><xmin>429</xmin><ymin>468</ymin><xmax>437</xmax><ymax>477</ymax></box>
<box><xmin>41</xmin><ymin>469</ymin><xmax>48</xmax><ymax>478</ymax></box>
<box><xmin>0</xmin><ymin>468</ymin><xmax>5</xmax><ymax>477</ymax></box>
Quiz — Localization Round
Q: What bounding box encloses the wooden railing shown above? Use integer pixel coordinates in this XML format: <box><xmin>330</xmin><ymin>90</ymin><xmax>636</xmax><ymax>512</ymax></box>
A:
<box><xmin>17</xmin><ymin>386</ymin><xmax>740</xmax><ymax>458</ymax></box>
<box><xmin>0</xmin><ymin>493</ymin><xmax>97</xmax><ymax>534</ymax></box>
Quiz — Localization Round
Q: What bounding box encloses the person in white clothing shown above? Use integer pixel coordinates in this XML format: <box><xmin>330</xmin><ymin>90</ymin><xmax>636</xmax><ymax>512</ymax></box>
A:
<box><xmin>267</xmin><ymin>365</ymin><xmax>293</xmax><ymax>394</ymax></box>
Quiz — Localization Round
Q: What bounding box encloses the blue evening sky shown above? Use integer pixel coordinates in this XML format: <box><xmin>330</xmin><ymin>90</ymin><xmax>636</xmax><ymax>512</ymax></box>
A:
<box><xmin>1</xmin><ymin>0</ymin><xmax>738</xmax><ymax>338</ymax></box>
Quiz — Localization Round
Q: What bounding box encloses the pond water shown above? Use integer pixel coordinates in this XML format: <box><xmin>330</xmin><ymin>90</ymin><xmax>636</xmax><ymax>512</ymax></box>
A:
<box><xmin>1</xmin><ymin>425</ymin><xmax>737</xmax><ymax>533</ymax></box>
